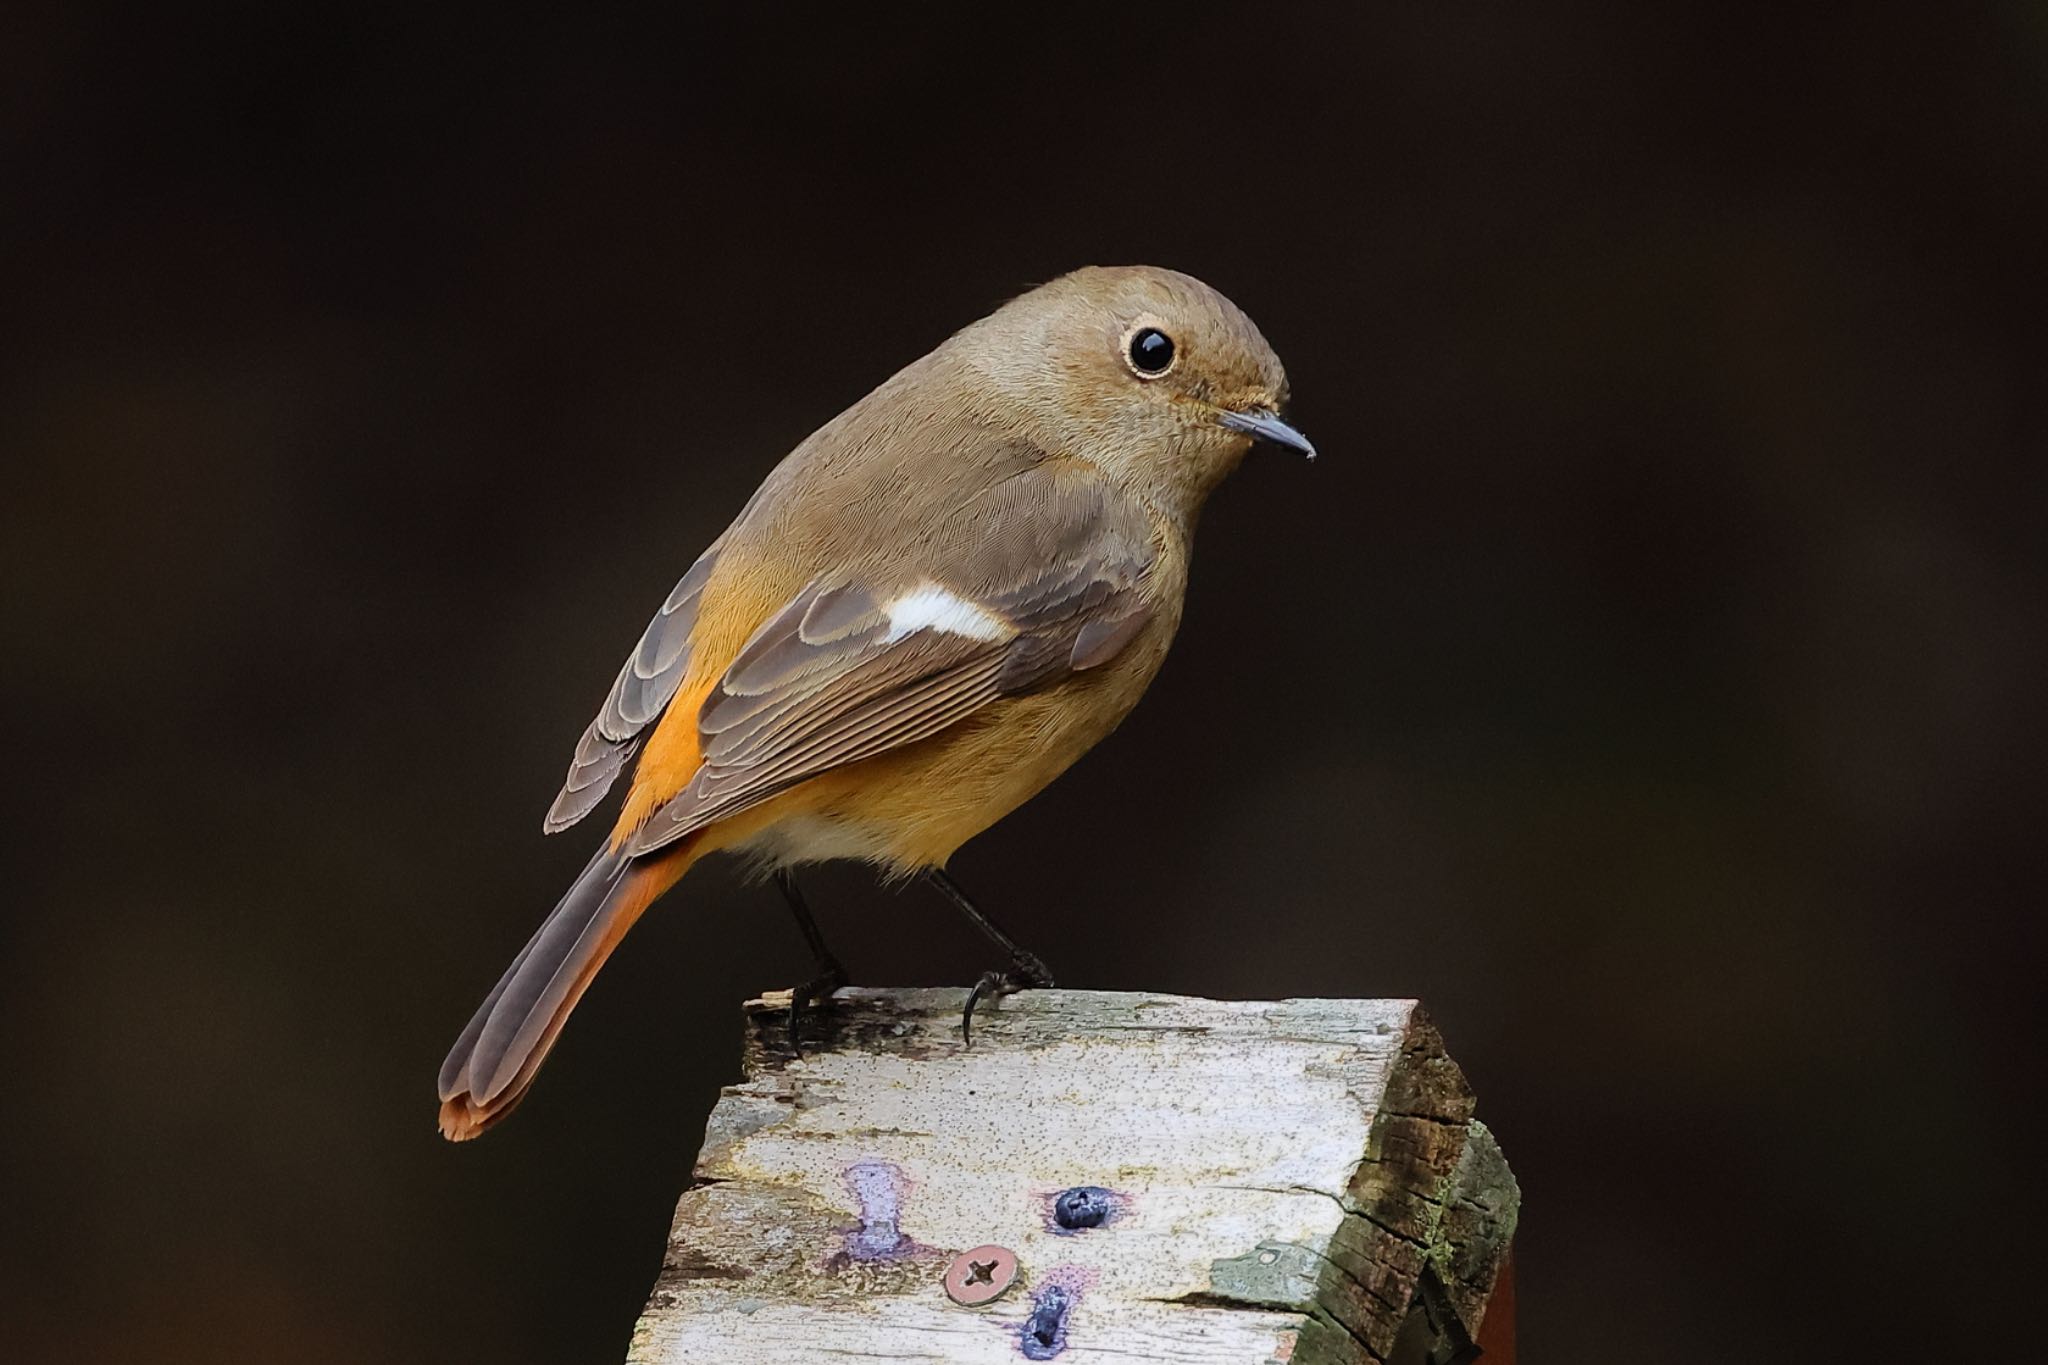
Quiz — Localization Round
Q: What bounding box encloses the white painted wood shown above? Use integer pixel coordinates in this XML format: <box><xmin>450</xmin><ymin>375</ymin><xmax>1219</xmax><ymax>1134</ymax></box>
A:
<box><xmin>628</xmin><ymin>989</ymin><xmax>1517</xmax><ymax>1365</ymax></box>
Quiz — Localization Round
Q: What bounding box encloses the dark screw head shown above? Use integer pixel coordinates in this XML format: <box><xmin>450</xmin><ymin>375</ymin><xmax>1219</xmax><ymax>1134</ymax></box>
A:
<box><xmin>1051</xmin><ymin>1186</ymin><xmax>1113</xmax><ymax>1231</ymax></box>
<box><xmin>1021</xmin><ymin>1284</ymin><xmax>1075</xmax><ymax>1359</ymax></box>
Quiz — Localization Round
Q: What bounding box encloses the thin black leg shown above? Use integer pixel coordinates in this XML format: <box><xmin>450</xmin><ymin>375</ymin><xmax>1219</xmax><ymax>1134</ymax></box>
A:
<box><xmin>924</xmin><ymin>867</ymin><xmax>1055</xmax><ymax>1045</ymax></box>
<box><xmin>778</xmin><ymin>869</ymin><xmax>849</xmax><ymax>1051</ymax></box>
<box><xmin>779</xmin><ymin>869</ymin><xmax>845</xmax><ymax>972</ymax></box>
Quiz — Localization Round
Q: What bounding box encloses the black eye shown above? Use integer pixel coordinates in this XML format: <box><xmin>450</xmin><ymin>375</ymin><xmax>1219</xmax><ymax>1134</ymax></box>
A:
<box><xmin>1127</xmin><ymin>327</ymin><xmax>1175</xmax><ymax>376</ymax></box>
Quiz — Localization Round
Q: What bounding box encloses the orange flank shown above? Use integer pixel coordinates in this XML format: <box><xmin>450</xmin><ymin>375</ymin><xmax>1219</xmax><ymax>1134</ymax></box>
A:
<box><xmin>610</xmin><ymin>674</ymin><xmax>717</xmax><ymax>848</ymax></box>
<box><xmin>608</xmin><ymin>559</ymin><xmax>806</xmax><ymax>848</ymax></box>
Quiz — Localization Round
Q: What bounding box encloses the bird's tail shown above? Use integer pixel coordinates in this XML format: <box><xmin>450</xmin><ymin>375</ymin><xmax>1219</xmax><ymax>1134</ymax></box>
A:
<box><xmin>436</xmin><ymin>837</ymin><xmax>699</xmax><ymax>1141</ymax></box>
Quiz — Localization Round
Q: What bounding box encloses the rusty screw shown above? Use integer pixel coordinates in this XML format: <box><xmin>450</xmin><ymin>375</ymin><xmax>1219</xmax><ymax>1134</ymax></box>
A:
<box><xmin>943</xmin><ymin>1244</ymin><xmax>1019</xmax><ymax>1306</ymax></box>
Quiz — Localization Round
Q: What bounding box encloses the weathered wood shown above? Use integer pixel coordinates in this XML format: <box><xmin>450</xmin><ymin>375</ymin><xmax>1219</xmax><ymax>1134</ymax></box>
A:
<box><xmin>629</xmin><ymin>989</ymin><xmax>1518</xmax><ymax>1363</ymax></box>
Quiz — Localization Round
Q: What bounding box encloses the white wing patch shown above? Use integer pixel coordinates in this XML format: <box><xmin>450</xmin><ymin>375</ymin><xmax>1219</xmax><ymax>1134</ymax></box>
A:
<box><xmin>882</xmin><ymin>583</ymin><xmax>1014</xmax><ymax>644</ymax></box>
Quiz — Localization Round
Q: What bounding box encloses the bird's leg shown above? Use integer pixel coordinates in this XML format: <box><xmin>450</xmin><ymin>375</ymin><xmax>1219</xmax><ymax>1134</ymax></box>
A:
<box><xmin>924</xmin><ymin>867</ymin><xmax>1055</xmax><ymax>1046</ymax></box>
<box><xmin>778</xmin><ymin>869</ymin><xmax>849</xmax><ymax>1052</ymax></box>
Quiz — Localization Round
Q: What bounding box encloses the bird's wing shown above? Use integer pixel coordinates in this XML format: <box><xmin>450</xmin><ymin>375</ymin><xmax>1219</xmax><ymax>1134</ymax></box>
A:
<box><xmin>620</xmin><ymin>464</ymin><xmax>1157</xmax><ymax>857</ymax></box>
<box><xmin>543</xmin><ymin>542</ymin><xmax>722</xmax><ymax>833</ymax></box>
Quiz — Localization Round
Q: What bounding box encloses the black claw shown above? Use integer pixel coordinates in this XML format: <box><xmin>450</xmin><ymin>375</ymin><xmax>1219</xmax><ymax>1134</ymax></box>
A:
<box><xmin>960</xmin><ymin>954</ymin><xmax>1056</xmax><ymax>1047</ymax></box>
<box><xmin>786</xmin><ymin>960</ymin><xmax>849</xmax><ymax>1057</ymax></box>
<box><xmin>775</xmin><ymin>869</ymin><xmax>852</xmax><ymax>1058</ymax></box>
<box><xmin>923</xmin><ymin>868</ymin><xmax>1054</xmax><ymax>1047</ymax></box>
<box><xmin>961</xmin><ymin>969</ymin><xmax>1004</xmax><ymax>1048</ymax></box>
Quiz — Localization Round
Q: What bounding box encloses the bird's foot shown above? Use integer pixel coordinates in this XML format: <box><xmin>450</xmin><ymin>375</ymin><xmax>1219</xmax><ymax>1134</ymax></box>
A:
<box><xmin>961</xmin><ymin>950</ymin><xmax>1054</xmax><ymax>1047</ymax></box>
<box><xmin>786</xmin><ymin>958</ymin><xmax>850</xmax><ymax>1057</ymax></box>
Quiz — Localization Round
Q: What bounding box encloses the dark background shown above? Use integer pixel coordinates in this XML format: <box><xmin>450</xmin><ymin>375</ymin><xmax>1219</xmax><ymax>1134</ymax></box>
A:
<box><xmin>3</xmin><ymin>5</ymin><xmax>2042</xmax><ymax>1361</ymax></box>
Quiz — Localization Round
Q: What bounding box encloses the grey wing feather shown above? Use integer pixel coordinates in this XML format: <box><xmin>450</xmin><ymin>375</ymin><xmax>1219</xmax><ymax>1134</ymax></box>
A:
<box><xmin>621</xmin><ymin>471</ymin><xmax>1158</xmax><ymax>857</ymax></box>
<box><xmin>542</xmin><ymin>546</ymin><xmax>720</xmax><ymax>833</ymax></box>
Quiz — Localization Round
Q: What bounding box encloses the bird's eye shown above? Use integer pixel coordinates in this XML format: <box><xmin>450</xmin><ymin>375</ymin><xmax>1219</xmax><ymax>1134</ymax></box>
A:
<box><xmin>1125</xmin><ymin>327</ymin><xmax>1176</xmax><ymax>378</ymax></box>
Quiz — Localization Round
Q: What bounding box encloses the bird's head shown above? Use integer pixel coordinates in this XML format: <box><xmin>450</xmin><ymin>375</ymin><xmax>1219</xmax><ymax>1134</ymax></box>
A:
<box><xmin>952</xmin><ymin>265</ymin><xmax>1312</xmax><ymax>521</ymax></box>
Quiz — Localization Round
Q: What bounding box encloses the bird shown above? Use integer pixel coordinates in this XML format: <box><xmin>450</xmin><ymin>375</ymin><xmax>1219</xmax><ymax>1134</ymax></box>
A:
<box><xmin>436</xmin><ymin>265</ymin><xmax>1314</xmax><ymax>1141</ymax></box>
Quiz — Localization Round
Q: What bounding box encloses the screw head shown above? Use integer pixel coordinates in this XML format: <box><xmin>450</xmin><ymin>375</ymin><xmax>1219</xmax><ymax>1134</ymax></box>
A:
<box><xmin>943</xmin><ymin>1244</ymin><xmax>1019</xmax><ymax>1306</ymax></box>
<box><xmin>1052</xmin><ymin>1185</ymin><xmax>1114</xmax><ymax>1231</ymax></box>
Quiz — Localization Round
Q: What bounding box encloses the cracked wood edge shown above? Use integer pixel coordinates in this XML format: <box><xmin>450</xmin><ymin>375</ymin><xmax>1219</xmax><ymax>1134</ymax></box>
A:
<box><xmin>628</xmin><ymin>989</ymin><xmax>1519</xmax><ymax>1364</ymax></box>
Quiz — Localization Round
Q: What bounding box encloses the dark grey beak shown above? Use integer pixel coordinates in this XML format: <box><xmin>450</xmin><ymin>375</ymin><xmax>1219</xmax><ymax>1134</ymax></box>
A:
<box><xmin>1218</xmin><ymin>407</ymin><xmax>1317</xmax><ymax>460</ymax></box>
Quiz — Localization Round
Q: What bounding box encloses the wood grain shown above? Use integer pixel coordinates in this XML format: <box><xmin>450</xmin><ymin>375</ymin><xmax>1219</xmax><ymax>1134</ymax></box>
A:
<box><xmin>629</xmin><ymin>989</ymin><xmax>1518</xmax><ymax>1363</ymax></box>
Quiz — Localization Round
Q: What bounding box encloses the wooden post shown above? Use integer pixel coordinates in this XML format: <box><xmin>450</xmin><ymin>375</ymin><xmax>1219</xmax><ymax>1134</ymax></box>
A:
<box><xmin>628</xmin><ymin>989</ymin><xmax>1519</xmax><ymax>1364</ymax></box>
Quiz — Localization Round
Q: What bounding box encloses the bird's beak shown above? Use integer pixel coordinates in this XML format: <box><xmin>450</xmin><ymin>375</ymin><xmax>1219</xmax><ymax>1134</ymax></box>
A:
<box><xmin>1218</xmin><ymin>407</ymin><xmax>1317</xmax><ymax>461</ymax></box>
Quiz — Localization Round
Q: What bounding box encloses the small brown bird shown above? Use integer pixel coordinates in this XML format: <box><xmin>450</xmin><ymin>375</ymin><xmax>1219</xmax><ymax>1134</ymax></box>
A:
<box><xmin>436</xmin><ymin>265</ymin><xmax>1312</xmax><ymax>1140</ymax></box>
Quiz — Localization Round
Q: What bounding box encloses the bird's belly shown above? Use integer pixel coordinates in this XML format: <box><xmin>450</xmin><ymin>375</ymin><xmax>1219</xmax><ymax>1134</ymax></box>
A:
<box><xmin>717</xmin><ymin>647</ymin><xmax>1168</xmax><ymax>877</ymax></box>
<box><xmin>728</xmin><ymin>811</ymin><xmax>903</xmax><ymax>869</ymax></box>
